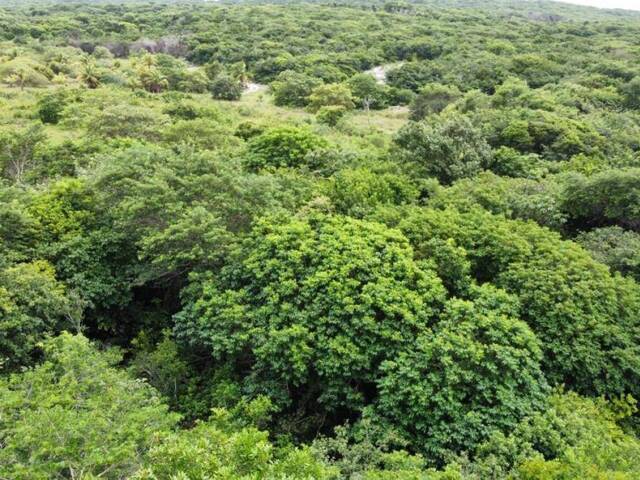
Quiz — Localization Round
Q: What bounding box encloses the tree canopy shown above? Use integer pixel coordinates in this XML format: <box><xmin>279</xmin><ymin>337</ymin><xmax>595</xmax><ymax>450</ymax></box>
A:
<box><xmin>2</xmin><ymin>0</ymin><xmax>640</xmax><ymax>477</ymax></box>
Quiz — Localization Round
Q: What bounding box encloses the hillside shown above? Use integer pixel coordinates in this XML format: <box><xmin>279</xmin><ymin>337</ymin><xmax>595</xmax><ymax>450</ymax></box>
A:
<box><xmin>1</xmin><ymin>0</ymin><xmax>640</xmax><ymax>478</ymax></box>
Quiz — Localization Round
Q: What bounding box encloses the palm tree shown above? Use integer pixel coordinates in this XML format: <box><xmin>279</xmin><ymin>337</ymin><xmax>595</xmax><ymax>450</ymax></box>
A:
<box><xmin>140</xmin><ymin>53</ymin><xmax>157</xmax><ymax>68</ymax></box>
<box><xmin>78</xmin><ymin>62</ymin><xmax>100</xmax><ymax>89</ymax></box>
<box><xmin>138</xmin><ymin>66</ymin><xmax>168</xmax><ymax>93</ymax></box>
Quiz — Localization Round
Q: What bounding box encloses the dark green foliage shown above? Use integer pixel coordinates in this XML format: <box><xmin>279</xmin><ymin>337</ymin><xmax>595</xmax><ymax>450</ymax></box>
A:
<box><xmin>0</xmin><ymin>260</ymin><xmax>74</xmax><ymax>371</ymax></box>
<box><xmin>210</xmin><ymin>74</ymin><xmax>243</xmax><ymax>101</ymax></box>
<box><xmin>271</xmin><ymin>70</ymin><xmax>322</xmax><ymax>107</ymax></box>
<box><xmin>576</xmin><ymin>227</ymin><xmax>640</xmax><ymax>281</ymax></box>
<box><xmin>175</xmin><ymin>214</ymin><xmax>446</xmax><ymax>416</ymax></box>
<box><xmin>386</xmin><ymin>62</ymin><xmax>442</xmax><ymax>92</ymax></box>
<box><xmin>162</xmin><ymin>101</ymin><xmax>201</xmax><ymax>120</ymax></box>
<box><xmin>312</xmin><ymin>412</ymin><xmax>431</xmax><ymax>478</ymax></box>
<box><xmin>409</xmin><ymin>83</ymin><xmax>461</xmax><ymax>120</ymax></box>
<box><xmin>26</xmin><ymin>178</ymin><xmax>133</xmax><ymax>330</ymax></box>
<box><xmin>393</xmin><ymin>115</ymin><xmax>493</xmax><ymax>184</ymax></box>
<box><xmin>383</xmin><ymin>38</ymin><xmax>442</xmax><ymax>61</ymax></box>
<box><xmin>394</xmin><ymin>207</ymin><xmax>640</xmax><ymax>399</ymax></box>
<box><xmin>490</xmin><ymin>146</ymin><xmax>549</xmax><ymax>179</ymax></box>
<box><xmin>234</xmin><ymin>121</ymin><xmax>265</xmax><ymax>140</ymax></box>
<box><xmin>561</xmin><ymin>169</ymin><xmax>640</xmax><ymax>232</ymax></box>
<box><xmin>37</xmin><ymin>89</ymin><xmax>71</xmax><ymax>124</ymax></box>
<box><xmin>620</xmin><ymin>76</ymin><xmax>640</xmax><ymax>109</ymax></box>
<box><xmin>377</xmin><ymin>294</ymin><xmax>548</xmax><ymax>463</ymax></box>
<box><xmin>509</xmin><ymin>54</ymin><xmax>564</xmax><ymax>88</ymax></box>
<box><xmin>92</xmin><ymin>145</ymin><xmax>312</xmax><ymax>285</ymax></box>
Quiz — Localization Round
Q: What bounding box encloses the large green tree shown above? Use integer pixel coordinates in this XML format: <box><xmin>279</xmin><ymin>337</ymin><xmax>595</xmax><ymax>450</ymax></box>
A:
<box><xmin>0</xmin><ymin>333</ymin><xmax>179</xmax><ymax>479</ymax></box>
<box><xmin>377</xmin><ymin>293</ymin><xmax>548</xmax><ymax>463</ymax></box>
<box><xmin>175</xmin><ymin>214</ymin><xmax>446</xmax><ymax>416</ymax></box>
<box><xmin>393</xmin><ymin>207</ymin><xmax>640</xmax><ymax>399</ymax></box>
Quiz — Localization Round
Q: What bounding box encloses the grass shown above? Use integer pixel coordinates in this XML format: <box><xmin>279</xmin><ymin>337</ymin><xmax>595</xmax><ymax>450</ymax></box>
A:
<box><xmin>0</xmin><ymin>80</ymin><xmax>408</xmax><ymax>155</ymax></box>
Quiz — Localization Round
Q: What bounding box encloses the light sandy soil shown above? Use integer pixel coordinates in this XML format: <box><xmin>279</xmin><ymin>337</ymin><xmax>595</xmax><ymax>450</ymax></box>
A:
<box><xmin>244</xmin><ymin>82</ymin><xmax>267</xmax><ymax>94</ymax></box>
<box><xmin>365</xmin><ymin>63</ymin><xmax>403</xmax><ymax>84</ymax></box>
<box><xmin>367</xmin><ymin>65</ymin><xmax>387</xmax><ymax>84</ymax></box>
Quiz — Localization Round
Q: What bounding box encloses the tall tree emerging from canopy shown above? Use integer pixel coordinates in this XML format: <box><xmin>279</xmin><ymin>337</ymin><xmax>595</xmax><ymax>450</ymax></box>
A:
<box><xmin>175</xmin><ymin>213</ymin><xmax>447</xmax><ymax>417</ymax></box>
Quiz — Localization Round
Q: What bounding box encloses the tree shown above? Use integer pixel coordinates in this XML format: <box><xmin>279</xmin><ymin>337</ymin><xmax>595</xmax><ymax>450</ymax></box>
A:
<box><xmin>245</xmin><ymin>126</ymin><xmax>329</xmax><ymax>170</ymax></box>
<box><xmin>386</xmin><ymin>61</ymin><xmax>442</xmax><ymax>92</ymax></box>
<box><xmin>162</xmin><ymin>118</ymin><xmax>240</xmax><ymax>151</ymax></box>
<box><xmin>0</xmin><ymin>333</ymin><xmax>179</xmax><ymax>479</ymax></box>
<box><xmin>312</xmin><ymin>412</ymin><xmax>433</xmax><ymax>479</ymax></box>
<box><xmin>316</xmin><ymin>105</ymin><xmax>347</xmax><ymax>126</ymax></box>
<box><xmin>271</xmin><ymin>70</ymin><xmax>322</xmax><ymax>107</ymax></box>
<box><xmin>178</xmin><ymin>69</ymin><xmax>210</xmax><ymax>93</ymax></box>
<box><xmin>377</xmin><ymin>294</ymin><xmax>548</xmax><ymax>463</ymax></box>
<box><xmin>25</xmin><ymin>178</ymin><xmax>133</xmax><ymax>327</ymax></box>
<box><xmin>0</xmin><ymin>124</ymin><xmax>46</xmax><ymax>184</ymax></box>
<box><xmin>409</xmin><ymin>83</ymin><xmax>461</xmax><ymax>121</ymax></box>
<box><xmin>174</xmin><ymin>214</ymin><xmax>447</xmax><ymax>418</ymax></box>
<box><xmin>620</xmin><ymin>76</ymin><xmax>640</xmax><ymax>109</ymax></box>
<box><xmin>133</xmin><ymin>416</ymin><xmax>335</xmax><ymax>479</ymax></box>
<box><xmin>561</xmin><ymin>169</ymin><xmax>640</xmax><ymax>232</ymax></box>
<box><xmin>0</xmin><ymin>186</ymin><xmax>41</xmax><ymax>265</ymax></box>
<box><xmin>489</xmin><ymin>146</ymin><xmax>548</xmax><ymax>179</ymax></box>
<box><xmin>0</xmin><ymin>260</ymin><xmax>75</xmax><ymax>371</ymax></box>
<box><xmin>393</xmin><ymin>115</ymin><xmax>492</xmax><ymax>184</ymax></box>
<box><xmin>328</xmin><ymin>167</ymin><xmax>418</xmax><ymax>217</ymax></box>
<box><xmin>93</xmin><ymin>105</ymin><xmax>170</xmax><ymax>140</ymax></box>
<box><xmin>307</xmin><ymin>83</ymin><xmax>355</xmax><ymax>112</ymax></box>
<box><xmin>430</xmin><ymin>171</ymin><xmax>566</xmax><ymax>230</ymax></box>
<box><xmin>395</xmin><ymin>207</ymin><xmax>640</xmax><ymax>399</ymax></box>
<box><xmin>137</xmin><ymin>65</ymin><xmax>169</xmax><ymax>93</ymax></box>
<box><xmin>228</xmin><ymin>61</ymin><xmax>248</xmax><ymax>86</ymax></box>
<box><xmin>576</xmin><ymin>226</ymin><xmax>640</xmax><ymax>281</ymax></box>
<box><xmin>470</xmin><ymin>393</ymin><xmax>640</xmax><ymax>479</ymax></box>
<box><xmin>37</xmin><ymin>89</ymin><xmax>73</xmax><ymax>124</ymax></box>
<box><xmin>92</xmin><ymin>145</ymin><xmax>312</xmax><ymax>285</ymax></box>
<box><xmin>510</xmin><ymin>54</ymin><xmax>563</xmax><ymax>88</ymax></box>
<box><xmin>204</xmin><ymin>60</ymin><xmax>223</xmax><ymax>81</ymax></box>
<box><xmin>210</xmin><ymin>73</ymin><xmax>243</xmax><ymax>101</ymax></box>
<box><xmin>348</xmin><ymin>73</ymin><xmax>388</xmax><ymax>110</ymax></box>
<box><xmin>78</xmin><ymin>61</ymin><xmax>101</xmax><ymax>89</ymax></box>
<box><xmin>7</xmin><ymin>66</ymin><xmax>28</xmax><ymax>90</ymax></box>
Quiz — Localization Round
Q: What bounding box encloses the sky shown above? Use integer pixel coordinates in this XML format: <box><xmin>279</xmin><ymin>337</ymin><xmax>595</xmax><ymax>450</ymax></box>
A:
<box><xmin>557</xmin><ymin>0</ymin><xmax>640</xmax><ymax>10</ymax></box>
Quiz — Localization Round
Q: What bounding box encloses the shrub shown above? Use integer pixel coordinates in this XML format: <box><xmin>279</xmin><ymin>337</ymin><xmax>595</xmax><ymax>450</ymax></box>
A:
<box><xmin>393</xmin><ymin>115</ymin><xmax>492</xmax><ymax>184</ymax></box>
<box><xmin>308</xmin><ymin>83</ymin><xmax>355</xmax><ymax>112</ymax></box>
<box><xmin>210</xmin><ymin>74</ymin><xmax>243</xmax><ymax>101</ymax></box>
<box><xmin>271</xmin><ymin>70</ymin><xmax>322</xmax><ymax>107</ymax></box>
<box><xmin>245</xmin><ymin>126</ymin><xmax>329</xmax><ymax>169</ymax></box>
<box><xmin>316</xmin><ymin>105</ymin><xmax>347</xmax><ymax>126</ymax></box>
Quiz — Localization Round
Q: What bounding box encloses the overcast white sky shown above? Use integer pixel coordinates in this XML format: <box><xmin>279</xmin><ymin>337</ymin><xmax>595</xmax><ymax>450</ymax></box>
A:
<box><xmin>557</xmin><ymin>0</ymin><xmax>640</xmax><ymax>10</ymax></box>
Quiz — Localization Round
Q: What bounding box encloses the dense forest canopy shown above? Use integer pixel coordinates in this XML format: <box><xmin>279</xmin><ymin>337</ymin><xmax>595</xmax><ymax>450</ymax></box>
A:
<box><xmin>2</xmin><ymin>0</ymin><xmax>640</xmax><ymax>478</ymax></box>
